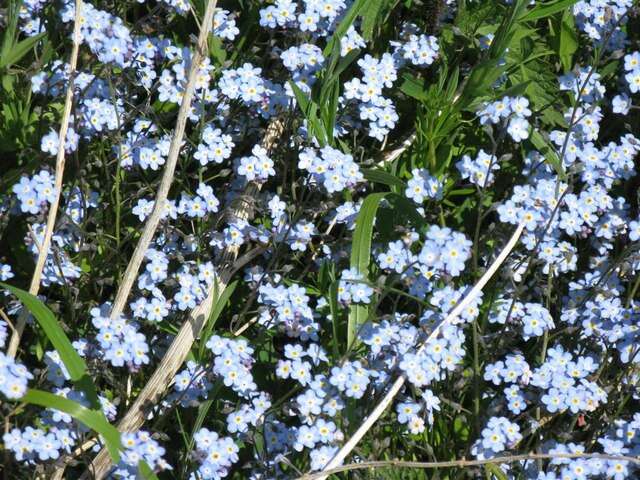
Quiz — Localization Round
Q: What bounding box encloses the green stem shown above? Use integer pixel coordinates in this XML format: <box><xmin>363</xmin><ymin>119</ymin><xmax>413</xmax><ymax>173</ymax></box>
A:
<box><xmin>472</xmin><ymin>319</ymin><xmax>481</xmax><ymax>434</ymax></box>
<box><xmin>626</xmin><ymin>274</ymin><xmax>640</xmax><ymax>308</ymax></box>
<box><xmin>114</xmin><ymin>162</ymin><xmax>121</xmax><ymax>249</ymax></box>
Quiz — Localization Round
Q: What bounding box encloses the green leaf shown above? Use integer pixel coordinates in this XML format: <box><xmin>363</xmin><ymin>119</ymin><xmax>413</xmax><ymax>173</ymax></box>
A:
<box><xmin>329</xmin><ymin>281</ymin><xmax>341</xmax><ymax>359</ymax></box>
<box><xmin>198</xmin><ymin>280</ymin><xmax>238</xmax><ymax>358</ymax></box>
<box><xmin>1</xmin><ymin>283</ymin><xmax>100</xmax><ymax>409</ymax></box>
<box><xmin>209</xmin><ymin>280</ymin><xmax>237</xmax><ymax>328</ymax></box>
<box><xmin>21</xmin><ymin>389</ymin><xmax>121</xmax><ymax>462</ymax></box>
<box><xmin>400</xmin><ymin>73</ymin><xmax>427</xmax><ymax>101</ymax></box>
<box><xmin>208</xmin><ymin>35</ymin><xmax>227</xmax><ymax>66</ymax></box>
<box><xmin>386</xmin><ymin>193</ymin><xmax>425</xmax><ymax>227</ymax></box>
<box><xmin>138</xmin><ymin>460</ymin><xmax>160</xmax><ymax>480</ymax></box>
<box><xmin>484</xmin><ymin>463</ymin><xmax>508</xmax><ymax>480</ymax></box>
<box><xmin>289</xmin><ymin>80</ymin><xmax>327</xmax><ymax>146</ymax></box>
<box><xmin>332</xmin><ymin>47</ymin><xmax>361</xmax><ymax>79</ymax></box>
<box><xmin>323</xmin><ymin>0</ymin><xmax>367</xmax><ymax>57</ymax></box>
<box><xmin>0</xmin><ymin>32</ymin><xmax>46</xmax><ymax>69</ymax></box>
<box><xmin>529</xmin><ymin>129</ymin><xmax>566</xmax><ymax>179</ymax></box>
<box><xmin>347</xmin><ymin>193</ymin><xmax>388</xmax><ymax>346</ymax></box>
<box><xmin>361</xmin><ymin>168</ymin><xmax>407</xmax><ymax>191</ymax></box>
<box><xmin>361</xmin><ymin>0</ymin><xmax>385</xmax><ymax>40</ymax></box>
<box><xmin>520</xmin><ymin>0</ymin><xmax>579</xmax><ymax>22</ymax></box>
<box><xmin>0</xmin><ymin>0</ymin><xmax>22</xmax><ymax>65</ymax></box>
<box><xmin>498</xmin><ymin>80</ymin><xmax>532</xmax><ymax>99</ymax></box>
<box><xmin>556</xmin><ymin>10</ymin><xmax>578</xmax><ymax>72</ymax></box>
<box><xmin>321</xmin><ymin>79</ymin><xmax>340</xmax><ymax>143</ymax></box>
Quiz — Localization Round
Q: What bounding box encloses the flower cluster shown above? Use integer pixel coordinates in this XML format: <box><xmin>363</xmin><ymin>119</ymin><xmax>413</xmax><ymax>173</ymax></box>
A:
<box><xmin>472</xmin><ymin>416</ymin><xmax>522</xmax><ymax>458</ymax></box>
<box><xmin>456</xmin><ymin>149</ymin><xmax>499</xmax><ymax>187</ymax></box>
<box><xmin>259</xmin><ymin>0</ymin><xmax>348</xmax><ymax>33</ymax></box>
<box><xmin>117</xmin><ymin>120</ymin><xmax>170</xmax><ymax>170</ymax></box>
<box><xmin>282</xmin><ymin>44</ymin><xmax>325</xmax><ymax>93</ymax></box>
<box><xmin>12</xmin><ymin>170</ymin><xmax>56</xmax><ymax>214</ymax></box>
<box><xmin>484</xmin><ymin>345</ymin><xmax>606</xmax><ymax>417</ymax></box>
<box><xmin>191</xmin><ymin>428</ymin><xmax>240</xmax><ymax>480</ymax></box>
<box><xmin>489</xmin><ymin>298</ymin><xmax>555</xmax><ymax>340</ymax></box>
<box><xmin>194</xmin><ymin>125</ymin><xmax>235</xmax><ymax>166</ymax></box>
<box><xmin>3</xmin><ymin>426</ymin><xmax>71</xmax><ymax>462</ymax></box>
<box><xmin>237</xmin><ymin>145</ymin><xmax>276</xmax><ymax>183</ymax></box>
<box><xmin>113</xmin><ymin>431</ymin><xmax>171</xmax><ymax>479</ymax></box>
<box><xmin>90</xmin><ymin>304</ymin><xmax>150</xmax><ymax>370</ymax></box>
<box><xmin>298</xmin><ymin>146</ymin><xmax>363</xmax><ymax>193</ymax></box>
<box><xmin>258</xmin><ymin>282</ymin><xmax>318</xmax><ymax>340</ymax></box>
<box><xmin>0</xmin><ymin>352</ymin><xmax>32</xmax><ymax>399</ymax></box>
<box><xmin>337</xmin><ymin>268</ymin><xmax>373</xmax><ymax>304</ymax></box>
<box><xmin>405</xmin><ymin>168</ymin><xmax>444</xmax><ymax>203</ymax></box>
<box><xmin>478</xmin><ymin>96</ymin><xmax>532</xmax><ymax>142</ymax></box>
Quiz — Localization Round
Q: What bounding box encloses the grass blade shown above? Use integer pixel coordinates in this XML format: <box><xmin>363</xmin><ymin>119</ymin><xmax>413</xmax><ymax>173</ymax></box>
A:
<box><xmin>21</xmin><ymin>389</ymin><xmax>122</xmax><ymax>462</ymax></box>
<box><xmin>0</xmin><ymin>32</ymin><xmax>46</xmax><ymax>69</ymax></box>
<box><xmin>361</xmin><ymin>169</ymin><xmax>407</xmax><ymax>191</ymax></box>
<box><xmin>347</xmin><ymin>192</ymin><xmax>388</xmax><ymax>347</ymax></box>
<box><xmin>1</xmin><ymin>282</ymin><xmax>101</xmax><ymax>409</ymax></box>
<box><xmin>520</xmin><ymin>0</ymin><xmax>579</xmax><ymax>22</ymax></box>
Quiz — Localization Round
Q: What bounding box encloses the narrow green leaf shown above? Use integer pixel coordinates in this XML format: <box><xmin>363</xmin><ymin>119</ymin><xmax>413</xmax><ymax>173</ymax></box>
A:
<box><xmin>386</xmin><ymin>193</ymin><xmax>425</xmax><ymax>227</ymax></box>
<box><xmin>209</xmin><ymin>280</ymin><xmax>237</xmax><ymax>328</ymax></box>
<box><xmin>208</xmin><ymin>35</ymin><xmax>227</xmax><ymax>66</ymax></box>
<box><xmin>199</xmin><ymin>280</ymin><xmax>238</xmax><ymax>358</ymax></box>
<box><xmin>289</xmin><ymin>80</ymin><xmax>327</xmax><ymax>146</ymax></box>
<box><xmin>0</xmin><ymin>32</ymin><xmax>46</xmax><ymax>69</ymax></box>
<box><xmin>323</xmin><ymin>0</ymin><xmax>367</xmax><ymax>57</ymax></box>
<box><xmin>498</xmin><ymin>80</ymin><xmax>532</xmax><ymax>99</ymax></box>
<box><xmin>0</xmin><ymin>0</ymin><xmax>22</xmax><ymax>64</ymax></box>
<box><xmin>361</xmin><ymin>168</ymin><xmax>407</xmax><ymax>190</ymax></box>
<box><xmin>484</xmin><ymin>463</ymin><xmax>508</xmax><ymax>480</ymax></box>
<box><xmin>350</xmin><ymin>193</ymin><xmax>388</xmax><ymax>278</ymax></box>
<box><xmin>329</xmin><ymin>281</ymin><xmax>341</xmax><ymax>359</ymax></box>
<box><xmin>332</xmin><ymin>47</ymin><xmax>361</xmax><ymax>80</ymax></box>
<box><xmin>557</xmin><ymin>10</ymin><xmax>578</xmax><ymax>72</ymax></box>
<box><xmin>520</xmin><ymin>0</ymin><xmax>579</xmax><ymax>22</ymax></box>
<box><xmin>361</xmin><ymin>0</ymin><xmax>385</xmax><ymax>40</ymax></box>
<box><xmin>322</xmin><ymin>80</ymin><xmax>340</xmax><ymax>143</ymax></box>
<box><xmin>447</xmin><ymin>188</ymin><xmax>476</xmax><ymax>197</ymax></box>
<box><xmin>400</xmin><ymin>73</ymin><xmax>427</xmax><ymax>101</ymax></box>
<box><xmin>186</xmin><ymin>383</ymin><xmax>221</xmax><ymax>458</ymax></box>
<box><xmin>347</xmin><ymin>192</ymin><xmax>388</xmax><ymax>346</ymax></box>
<box><xmin>1</xmin><ymin>283</ymin><xmax>100</xmax><ymax>409</ymax></box>
<box><xmin>138</xmin><ymin>460</ymin><xmax>160</xmax><ymax>480</ymax></box>
<box><xmin>289</xmin><ymin>79</ymin><xmax>311</xmax><ymax>113</ymax></box>
<box><xmin>21</xmin><ymin>389</ymin><xmax>121</xmax><ymax>462</ymax></box>
<box><xmin>529</xmin><ymin>129</ymin><xmax>566</xmax><ymax>179</ymax></box>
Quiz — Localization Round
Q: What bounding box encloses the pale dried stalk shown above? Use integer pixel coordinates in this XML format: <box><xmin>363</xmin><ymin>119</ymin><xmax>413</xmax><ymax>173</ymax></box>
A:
<box><xmin>313</xmin><ymin>222</ymin><xmax>526</xmax><ymax>480</ymax></box>
<box><xmin>377</xmin><ymin>131</ymin><xmax>416</xmax><ymax>166</ymax></box>
<box><xmin>82</xmin><ymin>120</ymin><xmax>283</xmax><ymax>479</ymax></box>
<box><xmin>49</xmin><ymin>2</ymin><xmax>217</xmax><ymax>479</ymax></box>
<box><xmin>300</xmin><ymin>452</ymin><xmax>640</xmax><ymax>479</ymax></box>
<box><xmin>105</xmin><ymin>0</ymin><xmax>217</xmax><ymax>325</ymax></box>
<box><xmin>6</xmin><ymin>0</ymin><xmax>83</xmax><ymax>358</ymax></box>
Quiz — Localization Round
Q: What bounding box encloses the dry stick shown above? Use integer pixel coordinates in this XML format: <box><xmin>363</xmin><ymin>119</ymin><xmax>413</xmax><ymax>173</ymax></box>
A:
<box><xmin>312</xmin><ymin>222</ymin><xmax>526</xmax><ymax>480</ymax></box>
<box><xmin>299</xmin><ymin>452</ymin><xmax>640</xmax><ymax>480</ymax></box>
<box><xmin>5</xmin><ymin>0</ymin><xmax>83</xmax><ymax>358</ymax></box>
<box><xmin>81</xmin><ymin>120</ymin><xmax>284</xmax><ymax>480</ymax></box>
<box><xmin>48</xmin><ymin>2</ymin><xmax>217</xmax><ymax>479</ymax></box>
<box><xmin>379</xmin><ymin>131</ymin><xmax>416</xmax><ymax>166</ymax></box>
<box><xmin>104</xmin><ymin>0</ymin><xmax>217</xmax><ymax>327</ymax></box>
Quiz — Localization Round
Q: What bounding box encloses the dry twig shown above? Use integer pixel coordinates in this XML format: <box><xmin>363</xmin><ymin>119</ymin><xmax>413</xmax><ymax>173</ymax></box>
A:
<box><xmin>104</xmin><ymin>1</ymin><xmax>218</xmax><ymax>325</ymax></box>
<box><xmin>6</xmin><ymin>0</ymin><xmax>83</xmax><ymax>358</ymax></box>
<box><xmin>50</xmin><ymin>1</ymin><xmax>220</xmax><ymax>478</ymax></box>
<box><xmin>299</xmin><ymin>452</ymin><xmax>640</xmax><ymax>479</ymax></box>
<box><xmin>312</xmin><ymin>222</ymin><xmax>526</xmax><ymax>480</ymax></box>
